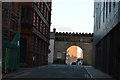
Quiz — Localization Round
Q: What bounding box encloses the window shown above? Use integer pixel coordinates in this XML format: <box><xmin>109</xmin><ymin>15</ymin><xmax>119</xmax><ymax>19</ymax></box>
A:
<box><xmin>106</xmin><ymin>1</ymin><xmax>108</xmax><ymax>18</ymax></box>
<box><xmin>43</xmin><ymin>24</ymin><xmax>45</xmax><ymax>35</ymax></box>
<box><xmin>36</xmin><ymin>16</ymin><xmax>39</xmax><ymax>28</ymax></box>
<box><xmin>26</xmin><ymin>9</ymin><xmax>31</xmax><ymax>23</ymax></box>
<box><xmin>33</xmin><ymin>13</ymin><xmax>36</xmax><ymax>24</ymax></box>
<box><xmin>113</xmin><ymin>1</ymin><xmax>115</xmax><ymax>7</ymax></box>
<box><xmin>21</xmin><ymin>7</ymin><xmax>31</xmax><ymax>24</ymax></box>
<box><xmin>21</xmin><ymin>7</ymin><xmax>25</xmax><ymax>23</ymax></box>
<box><xmin>44</xmin><ymin>6</ymin><xmax>46</xmax><ymax>17</ymax></box>
<box><xmin>40</xmin><ymin>20</ymin><xmax>42</xmax><ymax>32</ymax></box>
<box><xmin>109</xmin><ymin>0</ymin><xmax>111</xmax><ymax>13</ymax></box>
<box><xmin>47</xmin><ymin>11</ymin><xmax>49</xmax><ymax>21</ymax></box>
<box><xmin>33</xmin><ymin>20</ymin><xmax>35</xmax><ymax>26</ymax></box>
<box><xmin>103</xmin><ymin>1</ymin><xmax>105</xmax><ymax>22</ymax></box>
<box><xmin>41</xmin><ymin>2</ymin><xmax>43</xmax><ymax>13</ymax></box>
<box><xmin>38</xmin><ymin>2</ymin><xmax>39</xmax><ymax>8</ymax></box>
<box><xmin>34</xmin><ymin>12</ymin><xmax>35</xmax><ymax>16</ymax></box>
<box><xmin>33</xmin><ymin>13</ymin><xmax>36</xmax><ymax>26</ymax></box>
<box><xmin>39</xmin><ymin>2</ymin><xmax>41</xmax><ymax>8</ymax></box>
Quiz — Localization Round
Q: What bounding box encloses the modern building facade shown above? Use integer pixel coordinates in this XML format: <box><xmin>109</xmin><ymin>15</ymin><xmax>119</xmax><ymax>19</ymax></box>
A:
<box><xmin>94</xmin><ymin>1</ymin><xmax>120</xmax><ymax>79</ymax></box>
<box><xmin>20</xmin><ymin>2</ymin><xmax>52</xmax><ymax>66</ymax></box>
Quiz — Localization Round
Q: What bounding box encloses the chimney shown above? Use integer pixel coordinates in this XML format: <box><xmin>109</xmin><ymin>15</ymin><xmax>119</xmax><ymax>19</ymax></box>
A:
<box><xmin>53</xmin><ymin>28</ymin><xmax>56</xmax><ymax>33</ymax></box>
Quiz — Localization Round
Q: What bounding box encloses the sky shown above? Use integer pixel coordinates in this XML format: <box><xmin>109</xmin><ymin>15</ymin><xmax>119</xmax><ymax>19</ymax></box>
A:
<box><xmin>51</xmin><ymin>0</ymin><xmax>94</xmax><ymax>33</ymax></box>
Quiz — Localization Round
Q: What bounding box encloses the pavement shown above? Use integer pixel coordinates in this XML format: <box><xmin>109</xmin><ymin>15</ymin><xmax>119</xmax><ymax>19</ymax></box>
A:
<box><xmin>84</xmin><ymin>66</ymin><xmax>115</xmax><ymax>80</ymax></box>
<box><xmin>2</xmin><ymin>65</ymin><xmax>115</xmax><ymax>80</ymax></box>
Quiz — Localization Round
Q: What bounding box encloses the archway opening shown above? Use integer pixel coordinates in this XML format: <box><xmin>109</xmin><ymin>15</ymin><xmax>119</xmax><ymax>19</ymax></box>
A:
<box><xmin>66</xmin><ymin>46</ymin><xmax>83</xmax><ymax>65</ymax></box>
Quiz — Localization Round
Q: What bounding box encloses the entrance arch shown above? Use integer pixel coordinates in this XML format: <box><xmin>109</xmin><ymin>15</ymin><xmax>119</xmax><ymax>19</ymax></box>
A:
<box><xmin>66</xmin><ymin>46</ymin><xmax>83</xmax><ymax>64</ymax></box>
<box><xmin>54</xmin><ymin>32</ymin><xmax>93</xmax><ymax>65</ymax></box>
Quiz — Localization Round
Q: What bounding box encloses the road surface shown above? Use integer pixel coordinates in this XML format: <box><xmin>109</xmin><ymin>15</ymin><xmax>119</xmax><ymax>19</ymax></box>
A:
<box><xmin>3</xmin><ymin>64</ymin><xmax>92</xmax><ymax>80</ymax></box>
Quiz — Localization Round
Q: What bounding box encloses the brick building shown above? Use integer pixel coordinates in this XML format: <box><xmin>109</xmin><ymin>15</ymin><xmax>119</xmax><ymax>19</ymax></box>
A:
<box><xmin>94</xmin><ymin>1</ymin><xmax>120</xmax><ymax>79</ymax></box>
<box><xmin>2</xmin><ymin>2</ymin><xmax>21</xmax><ymax>72</ymax></box>
<box><xmin>2</xmin><ymin>1</ymin><xmax>52</xmax><ymax>70</ymax></box>
<box><xmin>2</xmin><ymin>2</ymin><xmax>21</xmax><ymax>42</ymax></box>
<box><xmin>20</xmin><ymin>2</ymin><xmax>52</xmax><ymax>66</ymax></box>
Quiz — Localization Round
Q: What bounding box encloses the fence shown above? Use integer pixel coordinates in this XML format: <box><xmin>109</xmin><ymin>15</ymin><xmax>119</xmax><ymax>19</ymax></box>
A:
<box><xmin>2</xmin><ymin>33</ymin><xmax>20</xmax><ymax>73</ymax></box>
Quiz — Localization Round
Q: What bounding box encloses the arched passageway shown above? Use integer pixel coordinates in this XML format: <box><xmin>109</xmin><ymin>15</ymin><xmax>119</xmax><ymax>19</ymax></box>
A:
<box><xmin>54</xmin><ymin>32</ymin><xmax>93</xmax><ymax>65</ymax></box>
<box><xmin>66</xmin><ymin>46</ymin><xmax>83</xmax><ymax>64</ymax></box>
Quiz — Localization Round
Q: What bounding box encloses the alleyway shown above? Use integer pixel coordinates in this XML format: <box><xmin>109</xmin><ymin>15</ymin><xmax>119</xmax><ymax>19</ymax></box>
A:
<box><xmin>3</xmin><ymin>64</ymin><xmax>91</xmax><ymax>79</ymax></box>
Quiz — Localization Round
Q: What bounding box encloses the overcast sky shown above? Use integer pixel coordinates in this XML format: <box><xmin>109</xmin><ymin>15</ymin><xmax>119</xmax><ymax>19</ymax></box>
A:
<box><xmin>51</xmin><ymin>0</ymin><xmax>94</xmax><ymax>33</ymax></box>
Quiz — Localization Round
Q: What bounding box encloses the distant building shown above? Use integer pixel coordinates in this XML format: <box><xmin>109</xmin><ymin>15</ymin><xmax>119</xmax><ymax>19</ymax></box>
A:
<box><xmin>94</xmin><ymin>1</ymin><xmax>120</xmax><ymax>79</ymax></box>
<box><xmin>54</xmin><ymin>31</ymin><xmax>93</xmax><ymax>65</ymax></box>
<box><xmin>48</xmin><ymin>28</ymin><xmax>55</xmax><ymax>64</ymax></box>
<box><xmin>20</xmin><ymin>2</ymin><xmax>52</xmax><ymax>66</ymax></box>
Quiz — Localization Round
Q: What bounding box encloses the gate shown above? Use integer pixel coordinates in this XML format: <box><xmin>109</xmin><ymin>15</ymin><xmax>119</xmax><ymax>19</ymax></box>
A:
<box><xmin>2</xmin><ymin>33</ymin><xmax>20</xmax><ymax>73</ymax></box>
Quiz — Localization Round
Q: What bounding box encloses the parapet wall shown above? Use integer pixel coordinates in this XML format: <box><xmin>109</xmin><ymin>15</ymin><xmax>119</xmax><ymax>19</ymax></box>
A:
<box><xmin>55</xmin><ymin>32</ymin><xmax>93</xmax><ymax>37</ymax></box>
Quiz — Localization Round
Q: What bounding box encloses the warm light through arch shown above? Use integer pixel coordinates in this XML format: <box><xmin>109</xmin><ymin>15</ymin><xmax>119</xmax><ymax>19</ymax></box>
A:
<box><xmin>66</xmin><ymin>46</ymin><xmax>83</xmax><ymax>64</ymax></box>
